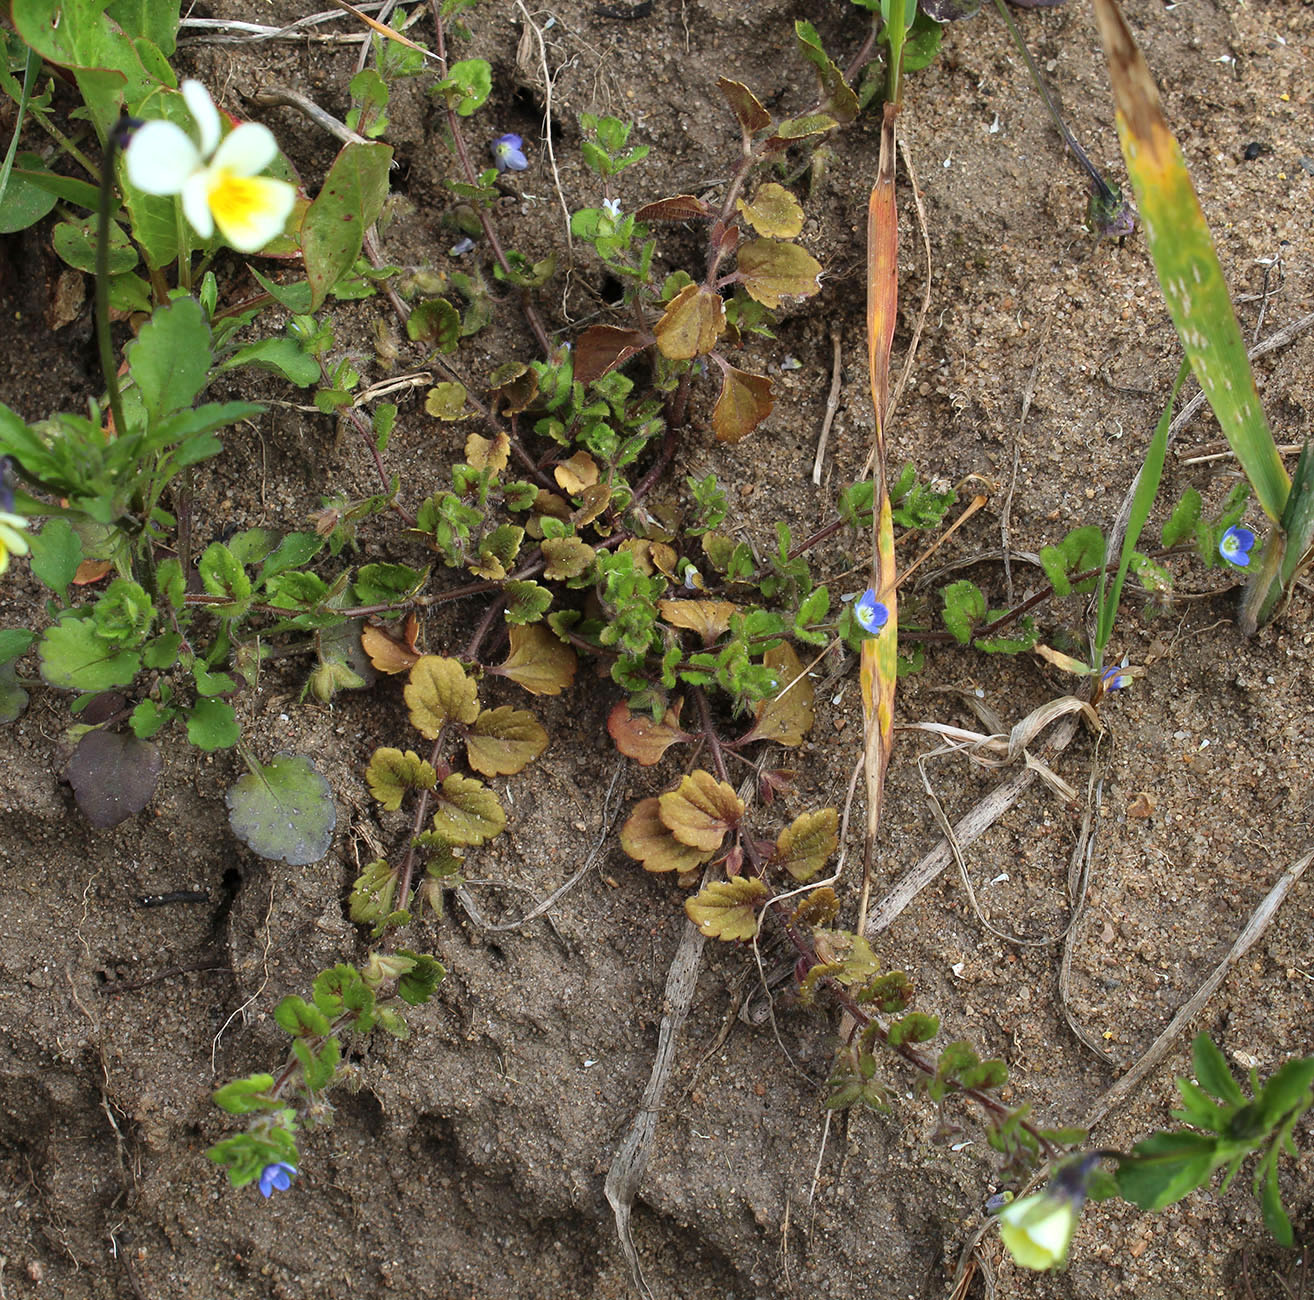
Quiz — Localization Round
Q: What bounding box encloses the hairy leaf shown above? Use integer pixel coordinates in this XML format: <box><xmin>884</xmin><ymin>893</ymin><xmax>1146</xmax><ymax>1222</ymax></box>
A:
<box><xmin>685</xmin><ymin>876</ymin><xmax>768</xmax><ymax>941</ymax></box>
<box><xmin>405</xmin><ymin>655</ymin><xmax>479</xmax><ymax>738</ymax></box>
<box><xmin>772</xmin><ymin>807</ymin><xmax>837</xmax><ymax>883</ymax></box>
<box><xmin>657</xmin><ymin>599</ymin><xmax>739</xmax><ymax>644</ymax></box>
<box><xmin>465</xmin><ymin>706</ymin><xmax>548</xmax><ymax>777</ymax></box>
<box><xmin>541</xmin><ymin>535</ymin><xmax>596</xmax><ymax>581</ymax></box>
<box><xmin>366</xmin><ymin>747</ymin><xmax>437</xmax><ymax>811</ymax></box>
<box><xmin>430</xmin><ymin>773</ymin><xmax>504</xmax><ymax>845</ymax></box>
<box><xmin>659</xmin><ymin>770</ymin><xmax>744</xmax><ymax>852</ymax></box>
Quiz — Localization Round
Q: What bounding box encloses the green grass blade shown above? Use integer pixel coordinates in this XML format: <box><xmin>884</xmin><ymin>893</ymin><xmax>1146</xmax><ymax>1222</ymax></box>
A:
<box><xmin>1092</xmin><ymin>0</ymin><xmax>1289</xmax><ymax>524</ymax></box>
<box><xmin>1096</xmin><ymin>361</ymin><xmax>1189</xmax><ymax>657</ymax></box>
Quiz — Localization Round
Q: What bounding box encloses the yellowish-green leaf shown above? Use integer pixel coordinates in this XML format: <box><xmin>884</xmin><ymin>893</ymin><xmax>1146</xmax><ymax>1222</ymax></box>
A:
<box><xmin>742</xmin><ymin>642</ymin><xmax>814</xmax><ymax>746</ymax></box>
<box><xmin>620</xmin><ymin>797</ymin><xmax>711</xmax><ymax>874</ymax></box>
<box><xmin>737</xmin><ymin>238</ymin><xmax>822</xmax><ymax>308</ymax></box>
<box><xmin>405</xmin><ymin>655</ymin><xmax>479</xmax><ymax>739</ymax></box>
<box><xmin>554</xmin><ymin>451</ymin><xmax>600</xmax><ymax>494</ymax></box>
<box><xmin>654</xmin><ymin>282</ymin><xmax>726</xmax><ymax>360</ymax></box>
<box><xmin>465</xmin><ymin>430</ymin><xmax>509</xmax><ymax>470</ymax></box>
<box><xmin>812</xmin><ymin>929</ymin><xmax>880</xmax><ymax>987</ymax></box>
<box><xmin>489</xmin><ymin>623</ymin><xmax>576</xmax><ymax>696</ymax></box>
<box><xmin>772</xmin><ymin>806</ymin><xmax>837</xmax><ymax>883</ymax></box>
<box><xmin>791</xmin><ymin>886</ymin><xmax>840</xmax><ymax>930</ymax></box>
<box><xmin>659</xmin><ymin>770</ymin><xmax>744</xmax><ymax>852</ymax></box>
<box><xmin>1092</xmin><ymin>0</ymin><xmax>1289</xmax><ymax>524</ymax></box>
<box><xmin>466</xmin><ymin>705</ymin><xmax>548</xmax><ymax>776</ymax></box>
<box><xmin>365</xmin><ymin>747</ymin><xmax>437</xmax><ymax>812</ymax></box>
<box><xmin>736</xmin><ymin>183</ymin><xmax>804</xmax><ymax>238</ymax></box>
<box><xmin>712</xmin><ymin>363</ymin><xmax>774</xmax><ymax>443</ymax></box>
<box><xmin>425</xmin><ymin>382</ymin><xmax>469</xmax><ymax>420</ymax></box>
<box><xmin>541</xmin><ymin>535</ymin><xmax>596</xmax><ymax>580</ymax></box>
<box><xmin>685</xmin><ymin>876</ymin><xmax>768</xmax><ymax>941</ymax></box>
<box><xmin>430</xmin><ymin>773</ymin><xmax>505</xmax><ymax>845</ymax></box>
<box><xmin>657</xmin><ymin>599</ymin><xmax>739</xmax><ymax>644</ymax></box>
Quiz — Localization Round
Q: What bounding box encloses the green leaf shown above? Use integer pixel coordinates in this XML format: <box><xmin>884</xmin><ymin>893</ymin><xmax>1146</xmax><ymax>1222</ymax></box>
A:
<box><xmin>226</xmin><ymin>753</ymin><xmax>337</xmax><ymax>865</ymax></box>
<box><xmin>186</xmin><ymin>698</ymin><xmax>239</xmax><ymax>750</ymax></box>
<box><xmin>684</xmin><ymin>877</ymin><xmax>768</xmax><ymax>941</ymax></box>
<box><xmin>302</xmin><ymin>141</ymin><xmax>394</xmax><ymax>311</ymax></box>
<box><xmin>941</xmin><ymin>579</ymin><xmax>984</xmax><ymax>645</ymax></box>
<box><xmin>0</xmin><ymin>155</ymin><xmax>57</xmax><ymax>233</ymax></box>
<box><xmin>1259</xmin><ymin>1151</ymin><xmax>1293</xmax><ymax>1247</ymax></box>
<box><xmin>27</xmin><ymin>517</ymin><xmax>83</xmax><ymax>601</ymax></box>
<box><xmin>38</xmin><ymin>618</ymin><xmax>140</xmax><ymax>690</ymax></box>
<box><xmin>212</xmin><ymin>1073</ymin><xmax>279</xmax><ymax>1115</ymax></box>
<box><xmin>219</xmin><ymin>337</ymin><xmax>319</xmax><ymax>387</ymax></box>
<box><xmin>365</xmin><ymin>747</ymin><xmax>437</xmax><ymax>811</ymax></box>
<box><xmin>396</xmin><ymin>950</ymin><xmax>445</xmax><ymax>1005</ymax></box>
<box><xmin>126</xmin><ymin>297</ymin><xmax>213</xmax><ymax>425</ymax></box>
<box><xmin>52</xmin><ymin>215</ymin><xmax>137</xmax><ymax>275</ymax></box>
<box><xmin>1162</xmin><ymin>487</ymin><xmax>1202</xmax><ymax>548</ymax></box>
<box><xmin>434</xmin><ymin>58</ymin><xmax>491</xmax><ymax>116</ymax></box>
<box><xmin>198</xmin><ymin>541</ymin><xmax>252</xmax><ymax>615</ymax></box>
<box><xmin>1115</xmin><ymin>1131</ymin><xmax>1222</xmax><ymax>1209</ymax></box>
<box><xmin>1191</xmin><ymin>1033</ymin><xmax>1245</xmax><ymax>1106</ymax></box>
<box><xmin>274</xmin><ymin>994</ymin><xmax>331</xmax><ymax>1037</ymax></box>
<box><xmin>430</xmin><ymin>773</ymin><xmax>505</xmax><ymax>846</ymax></box>
<box><xmin>887</xmin><ymin>1012</ymin><xmax>940</xmax><ymax>1047</ymax></box>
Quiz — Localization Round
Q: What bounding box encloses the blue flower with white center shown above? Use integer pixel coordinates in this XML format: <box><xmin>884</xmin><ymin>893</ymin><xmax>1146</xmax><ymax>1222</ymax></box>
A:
<box><xmin>449</xmin><ymin>236</ymin><xmax>476</xmax><ymax>256</ymax></box>
<box><xmin>491</xmin><ymin>133</ymin><xmax>528</xmax><ymax>172</ymax></box>
<box><xmin>601</xmin><ymin>197</ymin><xmax>621</xmax><ymax>219</ymax></box>
<box><xmin>258</xmin><ymin>1161</ymin><xmax>297</xmax><ymax>1197</ymax></box>
<box><xmin>853</xmin><ymin>587</ymin><xmax>888</xmax><ymax>636</ymax></box>
<box><xmin>1218</xmin><ymin>525</ymin><xmax>1255</xmax><ymax>568</ymax></box>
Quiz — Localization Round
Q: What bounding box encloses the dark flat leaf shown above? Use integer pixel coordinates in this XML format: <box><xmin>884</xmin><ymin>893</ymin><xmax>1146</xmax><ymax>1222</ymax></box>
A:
<box><xmin>66</xmin><ymin>729</ymin><xmax>161</xmax><ymax>828</ymax></box>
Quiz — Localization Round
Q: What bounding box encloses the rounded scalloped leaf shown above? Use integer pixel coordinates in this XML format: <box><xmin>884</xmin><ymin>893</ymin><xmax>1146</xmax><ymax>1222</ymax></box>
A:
<box><xmin>227</xmin><ymin>752</ymin><xmax>336</xmax><ymax>865</ymax></box>
<box><xmin>658</xmin><ymin>770</ymin><xmax>744</xmax><ymax>852</ymax></box>
<box><xmin>466</xmin><ymin>706</ymin><xmax>548</xmax><ymax>777</ymax></box>
<box><xmin>405</xmin><ymin>655</ymin><xmax>479</xmax><ymax>738</ymax></box>
<box><xmin>619</xmin><ymin>797</ymin><xmax>710</xmax><ymax>874</ymax></box>
<box><xmin>736</xmin><ymin>183</ymin><xmax>804</xmax><ymax>239</ymax></box>
<box><xmin>654</xmin><ymin>282</ymin><xmax>726</xmax><ymax>360</ymax></box>
<box><xmin>736</xmin><ymin>238</ymin><xmax>822</xmax><ymax>308</ymax></box>
<box><xmin>685</xmin><ymin>877</ymin><xmax>768</xmax><ymax>940</ymax></box>
<box><xmin>491</xmin><ymin>624</ymin><xmax>577</xmax><ymax>696</ymax></box>
<box><xmin>366</xmin><ymin>747</ymin><xmax>437</xmax><ymax>811</ymax></box>
<box><xmin>712</xmin><ymin>364</ymin><xmax>774</xmax><ymax>443</ymax></box>
<box><xmin>430</xmin><ymin>773</ymin><xmax>505</xmax><ymax>846</ymax></box>
<box><xmin>771</xmin><ymin>807</ymin><xmax>838</xmax><ymax>883</ymax></box>
<box><xmin>742</xmin><ymin>641</ymin><xmax>815</xmax><ymax>747</ymax></box>
<box><xmin>607</xmin><ymin>700</ymin><xmax>693</xmax><ymax>766</ymax></box>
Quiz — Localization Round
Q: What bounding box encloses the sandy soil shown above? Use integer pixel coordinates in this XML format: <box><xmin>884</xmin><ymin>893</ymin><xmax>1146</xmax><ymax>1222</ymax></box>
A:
<box><xmin>0</xmin><ymin>0</ymin><xmax>1310</xmax><ymax>1297</ymax></box>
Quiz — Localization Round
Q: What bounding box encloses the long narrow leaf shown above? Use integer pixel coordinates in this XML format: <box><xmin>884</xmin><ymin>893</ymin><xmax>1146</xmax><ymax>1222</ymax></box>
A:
<box><xmin>860</xmin><ymin>102</ymin><xmax>901</xmax><ymax>923</ymax></box>
<box><xmin>1091</xmin><ymin>0</ymin><xmax>1289</xmax><ymax>524</ymax></box>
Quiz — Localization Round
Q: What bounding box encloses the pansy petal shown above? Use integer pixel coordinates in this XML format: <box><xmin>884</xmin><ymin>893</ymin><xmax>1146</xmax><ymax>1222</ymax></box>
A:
<box><xmin>125</xmin><ymin>120</ymin><xmax>201</xmax><ymax>195</ymax></box>
<box><xmin>181</xmin><ymin>79</ymin><xmax>221</xmax><ymax>157</ymax></box>
<box><xmin>211</xmin><ymin>122</ymin><xmax>279</xmax><ymax>177</ymax></box>
<box><xmin>207</xmin><ymin>172</ymin><xmax>296</xmax><ymax>251</ymax></box>
<box><xmin>181</xmin><ymin>172</ymin><xmax>216</xmax><ymax>240</ymax></box>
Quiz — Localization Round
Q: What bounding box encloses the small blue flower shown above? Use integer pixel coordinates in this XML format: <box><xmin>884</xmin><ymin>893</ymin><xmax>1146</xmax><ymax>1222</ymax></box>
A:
<box><xmin>601</xmin><ymin>197</ymin><xmax>622</xmax><ymax>219</ymax></box>
<box><xmin>491</xmin><ymin>133</ymin><xmax>528</xmax><ymax>173</ymax></box>
<box><xmin>1218</xmin><ymin>525</ymin><xmax>1255</xmax><ymax>568</ymax></box>
<box><xmin>258</xmin><ymin>1161</ymin><xmax>297</xmax><ymax>1197</ymax></box>
<box><xmin>1101</xmin><ymin>664</ymin><xmax>1131</xmax><ymax>692</ymax></box>
<box><xmin>853</xmin><ymin>587</ymin><xmax>888</xmax><ymax>636</ymax></box>
<box><xmin>449</xmin><ymin>236</ymin><xmax>476</xmax><ymax>256</ymax></box>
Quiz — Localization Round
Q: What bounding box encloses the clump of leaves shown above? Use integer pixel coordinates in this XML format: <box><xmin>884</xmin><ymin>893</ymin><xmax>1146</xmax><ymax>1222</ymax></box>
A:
<box><xmin>208</xmin><ymin>951</ymin><xmax>444</xmax><ymax>1187</ymax></box>
<box><xmin>351</xmin><ymin>651</ymin><xmax>563</xmax><ymax>933</ymax></box>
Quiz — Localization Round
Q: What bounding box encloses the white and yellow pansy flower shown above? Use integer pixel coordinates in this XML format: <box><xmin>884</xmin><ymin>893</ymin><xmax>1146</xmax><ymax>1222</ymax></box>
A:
<box><xmin>125</xmin><ymin>80</ymin><xmax>296</xmax><ymax>253</ymax></box>
<box><xmin>0</xmin><ymin>510</ymin><xmax>30</xmax><ymax>576</ymax></box>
